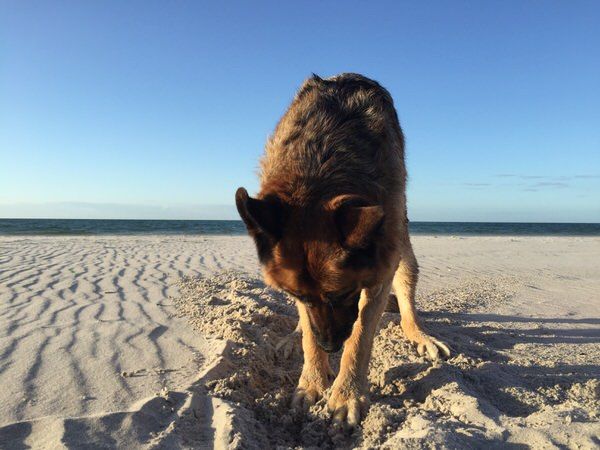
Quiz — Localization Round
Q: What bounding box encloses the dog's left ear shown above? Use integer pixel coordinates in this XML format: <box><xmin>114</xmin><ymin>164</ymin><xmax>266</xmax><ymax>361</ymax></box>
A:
<box><xmin>335</xmin><ymin>203</ymin><xmax>384</xmax><ymax>249</ymax></box>
<box><xmin>235</xmin><ymin>187</ymin><xmax>285</xmax><ymax>240</ymax></box>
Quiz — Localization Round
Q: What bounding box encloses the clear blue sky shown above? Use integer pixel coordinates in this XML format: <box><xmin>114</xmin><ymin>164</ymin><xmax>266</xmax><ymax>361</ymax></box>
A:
<box><xmin>1</xmin><ymin>1</ymin><xmax>599</xmax><ymax>222</ymax></box>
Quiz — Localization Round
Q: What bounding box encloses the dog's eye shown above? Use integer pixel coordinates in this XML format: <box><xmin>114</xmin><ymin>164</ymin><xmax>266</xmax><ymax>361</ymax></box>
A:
<box><xmin>285</xmin><ymin>290</ymin><xmax>314</xmax><ymax>306</ymax></box>
<box><xmin>284</xmin><ymin>289</ymin><xmax>301</xmax><ymax>299</ymax></box>
<box><xmin>299</xmin><ymin>296</ymin><xmax>319</xmax><ymax>309</ymax></box>
<box><xmin>324</xmin><ymin>292</ymin><xmax>338</xmax><ymax>303</ymax></box>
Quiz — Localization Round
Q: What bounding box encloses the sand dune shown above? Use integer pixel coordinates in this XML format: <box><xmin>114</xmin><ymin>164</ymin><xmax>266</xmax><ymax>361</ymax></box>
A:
<box><xmin>0</xmin><ymin>235</ymin><xmax>598</xmax><ymax>448</ymax></box>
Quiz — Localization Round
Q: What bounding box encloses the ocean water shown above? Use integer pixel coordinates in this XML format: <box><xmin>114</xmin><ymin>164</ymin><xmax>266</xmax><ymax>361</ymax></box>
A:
<box><xmin>0</xmin><ymin>219</ymin><xmax>599</xmax><ymax>236</ymax></box>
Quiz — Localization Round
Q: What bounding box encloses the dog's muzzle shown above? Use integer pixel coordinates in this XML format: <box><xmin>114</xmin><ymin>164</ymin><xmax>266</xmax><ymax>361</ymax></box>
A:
<box><xmin>317</xmin><ymin>339</ymin><xmax>344</xmax><ymax>353</ymax></box>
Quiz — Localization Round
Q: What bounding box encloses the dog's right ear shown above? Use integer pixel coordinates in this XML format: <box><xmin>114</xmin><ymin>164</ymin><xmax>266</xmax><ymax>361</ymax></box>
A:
<box><xmin>335</xmin><ymin>202</ymin><xmax>384</xmax><ymax>249</ymax></box>
<box><xmin>235</xmin><ymin>187</ymin><xmax>285</xmax><ymax>240</ymax></box>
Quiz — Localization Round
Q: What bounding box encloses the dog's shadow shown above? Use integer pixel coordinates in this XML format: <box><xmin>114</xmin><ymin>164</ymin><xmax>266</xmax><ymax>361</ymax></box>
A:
<box><xmin>374</xmin><ymin>309</ymin><xmax>600</xmax><ymax>419</ymax></box>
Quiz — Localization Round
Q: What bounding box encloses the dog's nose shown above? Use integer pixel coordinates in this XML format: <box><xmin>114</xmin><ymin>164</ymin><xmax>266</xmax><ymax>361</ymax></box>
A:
<box><xmin>317</xmin><ymin>339</ymin><xmax>343</xmax><ymax>353</ymax></box>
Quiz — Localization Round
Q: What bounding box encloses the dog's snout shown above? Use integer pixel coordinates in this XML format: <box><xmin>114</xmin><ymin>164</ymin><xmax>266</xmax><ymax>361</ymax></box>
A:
<box><xmin>306</xmin><ymin>300</ymin><xmax>357</xmax><ymax>354</ymax></box>
<box><xmin>310</xmin><ymin>322</ymin><xmax>344</xmax><ymax>353</ymax></box>
<box><xmin>317</xmin><ymin>338</ymin><xmax>344</xmax><ymax>353</ymax></box>
<box><xmin>312</xmin><ymin>322</ymin><xmax>353</xmax><ymax>353</ymax></box>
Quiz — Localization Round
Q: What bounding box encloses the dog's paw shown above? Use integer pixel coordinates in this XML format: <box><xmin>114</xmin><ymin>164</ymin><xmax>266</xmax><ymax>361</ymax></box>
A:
<box><xmin>292</xmin><ymin>385</ymin><xmax>323</xmax><ymax>411</ymax></box>
<box><xmin>327</xmin><ymin>382</ymin><xmax>369</xmax><ymax>428</ymax></box>
<box><xmin>292</xmin><ymin>367</ymin><xmax>333</xmax><ymax>412</ymax></box>
<box><xmin>407</xmin><ymin>329</ymin><xmax>451</xmax><ymax>360</ymax></box>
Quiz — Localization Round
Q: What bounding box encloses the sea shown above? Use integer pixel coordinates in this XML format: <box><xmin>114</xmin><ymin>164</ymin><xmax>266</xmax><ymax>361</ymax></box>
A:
<box><xmin>0</xmin><ymin>219</ymin><xmax>599</xmax><ymax>236</ymax></box>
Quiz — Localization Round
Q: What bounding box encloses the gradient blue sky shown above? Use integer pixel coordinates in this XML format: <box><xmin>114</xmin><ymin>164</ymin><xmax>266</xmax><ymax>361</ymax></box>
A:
<box><xmin>1</xmin><ymin>1</ymin><xmax>599</xmax><ymax>221</ymax></box>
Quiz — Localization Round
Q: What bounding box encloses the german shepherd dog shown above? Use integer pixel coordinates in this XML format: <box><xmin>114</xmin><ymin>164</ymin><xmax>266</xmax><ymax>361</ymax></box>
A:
<box><xmin>236</xmin><ymin>73</ymin><xmax>449</xmax><ymax>427</ymax></box>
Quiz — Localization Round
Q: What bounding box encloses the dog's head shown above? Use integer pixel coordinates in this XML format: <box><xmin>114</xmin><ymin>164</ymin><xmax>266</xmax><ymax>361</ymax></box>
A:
<box><xmin>235</xmin><ymin>187</ymin><xmax>385</xmax><ymax>353</ymax></box>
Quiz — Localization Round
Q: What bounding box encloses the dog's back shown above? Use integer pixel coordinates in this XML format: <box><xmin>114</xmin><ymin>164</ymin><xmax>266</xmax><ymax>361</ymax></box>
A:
<box><xmin>260</xmin><ymin>73</ymin><xmax>406</xmax><ymax>211</ymax></box>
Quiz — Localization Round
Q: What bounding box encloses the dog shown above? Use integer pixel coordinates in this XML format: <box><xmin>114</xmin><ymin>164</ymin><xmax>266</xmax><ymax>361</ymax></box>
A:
<box><xmin>235</xmin><ymin>73</ymin><xmax>449</xmax><ymax>427</ymax></box>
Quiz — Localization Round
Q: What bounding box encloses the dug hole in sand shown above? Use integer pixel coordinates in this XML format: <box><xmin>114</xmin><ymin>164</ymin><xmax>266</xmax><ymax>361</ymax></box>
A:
<box><xmin>172</xmin><ymin>272</ymin><xmax>599</xmax><ymax>449</ymax></box>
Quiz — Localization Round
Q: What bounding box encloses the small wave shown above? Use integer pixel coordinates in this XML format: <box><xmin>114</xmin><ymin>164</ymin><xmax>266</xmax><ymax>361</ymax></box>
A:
<box><xmin>1</xmin><ymin>219</ymin><xmax>599</xmax><ymax>236</ymax></box>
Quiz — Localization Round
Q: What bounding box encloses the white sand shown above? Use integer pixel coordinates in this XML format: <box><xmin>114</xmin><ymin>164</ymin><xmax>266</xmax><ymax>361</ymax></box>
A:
<box><xmin>0</xmin><ymin>235</ymin><xmax>598</xmax><ymax>448</ymax></box>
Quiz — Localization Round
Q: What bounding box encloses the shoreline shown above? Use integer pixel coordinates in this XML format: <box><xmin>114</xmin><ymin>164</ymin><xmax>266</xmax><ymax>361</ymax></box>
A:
<box><xmin>2</xmin><ymin>218</ymin><xmax>599</xmax><ymax>239</ymax></box>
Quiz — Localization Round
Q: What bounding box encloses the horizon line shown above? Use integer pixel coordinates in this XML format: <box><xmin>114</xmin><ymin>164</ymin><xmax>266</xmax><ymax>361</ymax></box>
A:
<box><xmin>1</xmin><ymin>217</ymin><xmax>599</xmax><ymax>225</ymax></box>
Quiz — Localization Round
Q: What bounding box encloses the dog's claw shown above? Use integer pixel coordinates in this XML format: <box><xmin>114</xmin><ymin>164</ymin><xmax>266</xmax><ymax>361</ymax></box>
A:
<box><xmin>402</xmin><ymin>321</ymin><xmax>451</xmax><ymax>360</ymax></box>
<box><xmin>331</xmin><ymin>405</ymin><xmax>347</xmax><ymax>427</ymax></box>
<box><xmin>346</xmin><ymin>399</ymin><xmax>362</xmax><ymax>427</ymax></box>
<box><xmin>292</xmin><ymin>387</ymin><xmax>320</xmax><ymax>412</ymax></box>
<box><xmin>414</xmin><ymin>333</ymin><xmax>451</xmax><ymax>360</ymax></box>
<box><xmin>328</xmin><ymin>387</ymin><xmax>368</xmax><ymax>429</ymax></box>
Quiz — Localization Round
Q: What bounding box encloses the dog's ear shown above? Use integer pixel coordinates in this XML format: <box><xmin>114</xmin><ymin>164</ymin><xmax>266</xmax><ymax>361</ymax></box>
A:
<box><xmin>335</xmin><ymin>203</ymin><xmax>384</xmax><ymax>249</ymax></box>
<box><xmin>235</xmin><ymin>187</ymin><xmax>285</xmax><ymax>240</ymax></box>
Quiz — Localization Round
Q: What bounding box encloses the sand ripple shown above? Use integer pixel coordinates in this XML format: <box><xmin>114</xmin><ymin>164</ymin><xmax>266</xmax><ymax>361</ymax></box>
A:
<box><xmin>0</xmin><ymin>235</ymin><xmax>257</xmax><ymax>448</ymax></box>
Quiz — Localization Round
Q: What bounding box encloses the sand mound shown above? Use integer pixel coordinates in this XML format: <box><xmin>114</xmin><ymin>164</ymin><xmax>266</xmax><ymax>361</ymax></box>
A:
<box><xmin>173</xmin><ymin>272</ymin><xmax>599</xmax><ymax>449</ymax></box>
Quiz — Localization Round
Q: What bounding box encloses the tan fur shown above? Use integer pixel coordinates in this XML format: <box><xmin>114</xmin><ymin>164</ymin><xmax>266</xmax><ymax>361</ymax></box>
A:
<box><xmin>235</xmin><ymin>73</ymin><xmax>449</xmax><ymax>427</ymax></box>
<box><xmin>292</xmin><ymin>302</ymin><xmax>334</xmax><ymax>410</ymax></box>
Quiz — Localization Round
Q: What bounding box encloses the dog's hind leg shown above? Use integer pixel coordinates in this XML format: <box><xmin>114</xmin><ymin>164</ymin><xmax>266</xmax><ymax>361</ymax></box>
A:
<box><xmin>292</xmin><ymin>302</ymin><xmax>333</xmax><ymax>411</ymax></box>
<box><xmin>393</xmin><ymin>240</ymin><xmax>451</xmax><ymax>360</ymax></box>
<box><xmin>385</xmin><ymin>293</ymin><xmax>399</xmax><ymax>312</ymax></box>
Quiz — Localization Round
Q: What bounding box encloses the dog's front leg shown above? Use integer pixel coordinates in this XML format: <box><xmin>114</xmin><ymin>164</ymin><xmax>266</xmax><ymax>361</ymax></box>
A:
<box><xmin>328</xmin><ymin>283</ymin><xmax>390</xmax><ymax>427</ymax></box>
<box><xmin>292</xmin><ymin>302</ymin><xmax>333</xmax><ymax>411</ymax></box>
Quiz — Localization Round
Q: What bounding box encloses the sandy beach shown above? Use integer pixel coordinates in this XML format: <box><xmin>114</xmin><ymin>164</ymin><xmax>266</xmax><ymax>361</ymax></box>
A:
<box><xmin>0</xmin><ymin>235</ymin><xmax>598</xmax><ymax>448</ymax></box>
